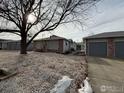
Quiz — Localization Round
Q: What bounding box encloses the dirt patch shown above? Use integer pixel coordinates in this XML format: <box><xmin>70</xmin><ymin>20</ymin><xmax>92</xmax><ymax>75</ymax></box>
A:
<box><xmin>0</xmin><ymin>51</ymin><xmax>87</xmax><ymax>93</ymax></box>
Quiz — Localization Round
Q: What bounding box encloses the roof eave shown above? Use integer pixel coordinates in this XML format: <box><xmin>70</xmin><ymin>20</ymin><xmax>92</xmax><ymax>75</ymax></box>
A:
<box><xmin>83</xmin><ymin>36</ymin><xmax>124</xmax><ymax>40</ymax></box>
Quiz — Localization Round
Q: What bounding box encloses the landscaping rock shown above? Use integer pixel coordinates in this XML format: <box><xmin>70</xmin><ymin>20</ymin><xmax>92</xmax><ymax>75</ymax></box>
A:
<box><xmin>0</xmin><ymin>51</ymin><xmax>87</xmax><ymax>93</ymax></box>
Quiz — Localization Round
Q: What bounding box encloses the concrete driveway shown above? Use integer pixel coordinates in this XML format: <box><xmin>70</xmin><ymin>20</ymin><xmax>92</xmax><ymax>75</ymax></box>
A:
<box><xmin>87</xmin><ymin>57</ymin><xmax>124</xmax><ymax>93</ymax></box>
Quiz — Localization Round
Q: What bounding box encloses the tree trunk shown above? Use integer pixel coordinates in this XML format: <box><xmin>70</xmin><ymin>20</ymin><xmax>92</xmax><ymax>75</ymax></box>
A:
<box><xmin>20</xmin><ymin>31</ymin><xmax>27</xmax><ymax>54</ymax></box>
<box><xmin>20</xmin><ymin>14</ymin><xmax>28</xmax><ymax>54</ymax></box>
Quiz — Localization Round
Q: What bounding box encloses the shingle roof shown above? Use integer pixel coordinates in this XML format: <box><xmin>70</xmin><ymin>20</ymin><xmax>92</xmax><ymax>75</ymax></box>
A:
<box><xmin>0</xmin><ymin>39</ymin><xmax>14</xmax><ymax>41</ymax></box>
<box><xmin>35</xmin><ymin>35</ymin><xmax>68</xmax><ymax>41</ymax></box>
<box><xmin>0</xmin><ymin>29</ymin><xmax>19</xmax><ymax>33</ymax></box>
<box><xmin>84</xmin><ymin>31</ymin><xmax>124</xmax><ymax>39</ymax></box>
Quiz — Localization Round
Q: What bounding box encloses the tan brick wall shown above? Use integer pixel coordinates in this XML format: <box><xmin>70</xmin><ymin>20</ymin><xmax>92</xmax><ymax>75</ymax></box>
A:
<box><xmin>107</xmin><ymin>38</ymin><xmax>114</xmax><ymax>57</ymax></box>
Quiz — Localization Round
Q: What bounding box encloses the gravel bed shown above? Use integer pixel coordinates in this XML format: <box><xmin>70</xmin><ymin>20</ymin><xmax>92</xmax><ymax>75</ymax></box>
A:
<box><xmin>0</xmin><ymin>51</ymin><xmax>87</xmax><ymax>93</ymax></box>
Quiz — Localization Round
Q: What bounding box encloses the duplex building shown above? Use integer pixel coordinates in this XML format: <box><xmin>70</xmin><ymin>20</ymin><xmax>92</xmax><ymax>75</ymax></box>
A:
<box><xmin>84</xmin><ymin>31</ymin><xmax>124</xmax><ymax>58</ymax></box>
<box><xmin>33</xmin><ymin>35</ymin><xmax>76</xmax><ymax>53</ymax></box>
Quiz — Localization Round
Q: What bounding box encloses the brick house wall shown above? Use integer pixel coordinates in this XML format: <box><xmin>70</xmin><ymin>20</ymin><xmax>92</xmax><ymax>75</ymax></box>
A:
<box><xmin>34</xmin><ymin>39</ymin><xmax>65</xmax><ymax>53</ymax></box>
<box><xmin>107</xmin><ymin>38</ymin><xmax>114</xmax><ymax>57</ymax></box>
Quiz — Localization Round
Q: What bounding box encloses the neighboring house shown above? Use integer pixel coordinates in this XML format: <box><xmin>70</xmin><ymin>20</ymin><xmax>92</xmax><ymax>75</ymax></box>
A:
<box><xmin>0</xmin><ymin>39</ymin><xmax>8</xmax><ymax>49</ymax></box>
<box><xmin>33</xmin><ymin>35</ymin><xmax>75</xmax><ymax>53</ymax></box>
<box><xmin>76</xmin><ymin>42</ymin><xmax>84</xmax><ymax>51</ymax></box>
<box><xmin>0</xmin><ymin>39</ymin><xmax>33</xmax><ymax>50</ymax></box>
<box><xmin>0</xmin><ymin>29</ymin><xmax>33</xmax><ymax>50</ymax></box>
<box><xmin>83</xmin><ymin>31</ymin><xmax>124</xmax><ymax>58</ymax></box>
<box><xmin>69</xmin><ymin>39</ymin><xmax>77</xmax><ymax>51</ymax></box>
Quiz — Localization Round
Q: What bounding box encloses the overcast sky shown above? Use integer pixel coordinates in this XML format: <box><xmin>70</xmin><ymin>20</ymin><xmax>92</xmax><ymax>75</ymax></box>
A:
<box><xmin>1</xmin><ymin>0</ymin><xmax>124</xmax><ymax>42</ymax></box>
<box><xmin>41</xmin><ymin>0</ymin><xmax>124</xmax><ymax>42</ymax></box>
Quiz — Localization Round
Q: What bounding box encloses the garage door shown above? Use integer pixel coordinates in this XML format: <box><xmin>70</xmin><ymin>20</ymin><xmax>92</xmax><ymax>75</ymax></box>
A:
<box><xmin>88</xmin><ymin>42</ymin><xmax>107</xmax><ymax>57</ymax></box>
<box><xmin>115</xmin><ymin>42</ymin><xmax>124</xmax><ymax>58</ymax></box>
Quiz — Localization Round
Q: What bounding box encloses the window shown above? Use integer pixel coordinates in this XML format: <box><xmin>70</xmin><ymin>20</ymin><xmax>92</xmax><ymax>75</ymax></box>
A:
<box><xmin>66</xmin><ymin>42</ymin><xmax>68</xmax><ymax>46</ymax></box>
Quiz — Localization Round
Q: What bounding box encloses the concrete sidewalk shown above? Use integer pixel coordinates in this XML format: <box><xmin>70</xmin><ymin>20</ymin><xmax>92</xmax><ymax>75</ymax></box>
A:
<box><xmin>87</xmin><ymin>57</ymin><xmax>124</xmax><ymax>93</ymax></box>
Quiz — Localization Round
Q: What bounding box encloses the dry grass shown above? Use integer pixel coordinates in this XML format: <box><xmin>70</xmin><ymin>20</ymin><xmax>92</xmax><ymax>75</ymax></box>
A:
<box><xmin>0</xmin><ymin>51</ymin><xmax>87</xmax><ymax>93</ymax></box>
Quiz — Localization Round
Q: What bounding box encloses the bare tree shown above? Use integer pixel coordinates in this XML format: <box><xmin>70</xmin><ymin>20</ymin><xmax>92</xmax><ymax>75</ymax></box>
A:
<box><xmin>0</xmin><ymin>0</ymin><xmax>99</xmax><ymax>54</ymax></box>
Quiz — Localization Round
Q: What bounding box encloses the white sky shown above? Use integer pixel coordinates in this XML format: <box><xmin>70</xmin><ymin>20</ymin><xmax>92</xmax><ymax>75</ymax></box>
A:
<box><xmin>0</xmin><ymin>0</ymin><xmax>124</xmax><ymax>42</ymax></box>
<box><xmin>38</xmin><ymin>0</ymin><xmax>124</xmax><ymax>42</ymax></box>
<box><xmin>83</xmin><ymin>0</ymin><xmax>124</xmax><ymax>38</ymax></box>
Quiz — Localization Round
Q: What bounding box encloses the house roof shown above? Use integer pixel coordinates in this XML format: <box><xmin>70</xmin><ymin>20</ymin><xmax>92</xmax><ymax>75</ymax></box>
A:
<box><xmin>0</xmin><ymin>39</ymin><xmax>14</xmax><ymax>41</ymax></box>
<box><xmin>34</xmin><ymin>35</ymin><xmax>69</xmax><ymax>41</ymax></box>
<box><xmin>0</xmin><ymin>29</ymin><xmax>19</xmax><ymax>33</ymax></box>
<box><xmin>83</xmin><ymin>31</ymin><xmax>124</xmax><ymax>39</ymax></box>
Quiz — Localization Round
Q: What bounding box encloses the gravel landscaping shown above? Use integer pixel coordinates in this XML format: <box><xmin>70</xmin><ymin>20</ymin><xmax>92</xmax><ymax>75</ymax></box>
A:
<box><xmin>0</xmin><ymin>51</ymin><xmax>87</xmax><ymax>93</ymax></box>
